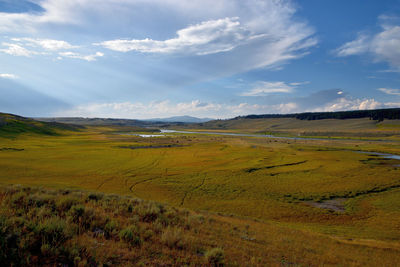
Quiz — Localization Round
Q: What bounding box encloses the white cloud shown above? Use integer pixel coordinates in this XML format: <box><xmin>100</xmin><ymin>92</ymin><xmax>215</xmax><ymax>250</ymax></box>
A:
<box><xmin>315</xmin><ymin>97</ymin><xmax>400</xmax><ymax>112</ymax></box>
<box><xmin>336</xmin><ymin>17</ymin><xmax>400</xmax><ymax>71</ymax></box>
<box><xmin>0</xmin><ymin>0</ymin><xmax>317</xmax><ymax>74</ymax></box>
<box><xmin>97</xmin><ymin>17</ymin><xmax>251</xmax><ymax>55</ymax></box>
<box><xmin>289</xmin><ymin>81</ymin><xmax>310</xmax><ymax>86</ymax></box>
<box><xmin>93</xmin><ymin>0</ymin><xmax>317</xmax><ymax>71</ymax></box>
<box><xmin>55</xmin><ymin>94</ymin><xmax>400</xmax><ymax>120</ymax></box>
<box><xmin>323</xmin><ymin>98</ymin><xmax>382</xmax><ymax>111</ymax></box>
<box><xmin>97</xmin><ymin>12</ymin><xmax>316</xmax><ymax>66</ymax></box>
<box><xmin>0</xmin><ymin>42</ymin><xmax>37</xmax><ymax>57</ymax></box>
<box><xmin>378</xmin><ymin>88</ymin><xmax>400</xmax><ymax>96</ymax></box>
<box><xmin>0</xmin><ymin>38</ymin><xmax>98</xmax><ymax>61</ymax></box>
<box><xmin>335</xmin><ymin>34</ymin><xmax>369</xmax><ymax>57</ymax></box>
<box><xmin>11</xmin><ymin>38</ymin><xmax>77</xmax><ymax>51</ymax></box>
<box><xmin>0</xmin><ymin>73</ymin><xmax>18</xmax><ymax>79</ymax></box>
<box><xmin>241</xmin><ymin>81</ymin><xmax>305</xmax><ymax>96</ymax></box>
<box><xmin>58</xmin><ymin>51</ymin><xmax>104</xmax><ymax>61</ymax></box>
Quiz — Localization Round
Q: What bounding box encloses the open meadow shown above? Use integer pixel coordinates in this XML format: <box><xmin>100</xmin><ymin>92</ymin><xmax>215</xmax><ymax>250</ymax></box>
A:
<box><xmin>2</xmin><ymin>116</ymin><xmax>400</xmax><ymax>265</ymax></box>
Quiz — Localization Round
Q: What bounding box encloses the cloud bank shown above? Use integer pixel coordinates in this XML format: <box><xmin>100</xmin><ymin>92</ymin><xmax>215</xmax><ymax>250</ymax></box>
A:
<box><xmin>56</xmin><ymin>90</ymin><xmax>398</xmax><ymax>120</ymax></box>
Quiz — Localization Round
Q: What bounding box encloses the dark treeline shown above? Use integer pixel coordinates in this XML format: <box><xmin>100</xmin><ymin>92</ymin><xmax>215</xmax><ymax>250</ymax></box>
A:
<box><xmin>234</xmin><ymin>108</ymin><xmax>400</xmax><ymax>121</ymax></box>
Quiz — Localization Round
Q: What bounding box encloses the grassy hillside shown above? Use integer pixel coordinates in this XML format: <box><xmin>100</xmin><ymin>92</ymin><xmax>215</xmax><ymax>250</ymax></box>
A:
<box><xmin>181</xmin><ymin>117</ymin><xmax>400</xmax><ymax>138</ymax></box>
<box><xmin>1</xmin><ymin>185</ymin><xmax>400</xmax><ymax>266</ymax></box>
<box><xmin>0</xmin><ymin>112</ymin><xmax>82</xmax><ymax>138</ymax></box>
<box><xmin>37</xmin><ymin>117</ymin><xmax>148</xmax><ymax>127</ymax></box>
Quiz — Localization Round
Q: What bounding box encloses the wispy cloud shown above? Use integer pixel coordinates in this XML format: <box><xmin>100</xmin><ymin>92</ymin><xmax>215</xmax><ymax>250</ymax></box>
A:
<box><xmin>11</xmin><ymin>38</ymin><xmax>77</xmax><ymax>51</ymax></box>
<box><xmin>378</xmin><ymin>87</ymin><xmax>400</xmax><ymax>95</ymax></box>
<box><xmin>94</xmin><ymin>0</ymin><xmax>317</xmax><ymax>73</ymax></box>
<box><xmin>0</xmin><ymin>37</ymin><xmax>102</xmax><ymax>61</ymax></box>
<box><xmin>0</xmin><ymin>73</ymin><xmax>18</xmax><ymax>79</ymax></box>
<box><xmin>335</xmin><ymin>34</ymin><xmax>370</xmax><ymax>57</ymax></box>
<box><xmin>0</xmin><ymin>42</ymin><xmax>37</xmax><ymax>57</ymax></box>
<box><xmin>335</xmin><ymin>15</ymin><xmax>400</xmax><ymax>71</ymax></box>
<box><xmin>58</xmin><ymin>51</ymin><xmax>104</xmax><ymax>61</ymax></box>
<box><xmin>240</xmin><ymin>81</ymin><xmax>306</xmax><ymax>96</ymax></box>
<box><xmin>289</xmin><ymin>81</ymin><xmax>310</xmax><ymax>86</ymax></box>
<box><xmin>0</xmin><ymin>0</ymin><xmax>317</xmax><ymax>75</ymax></box>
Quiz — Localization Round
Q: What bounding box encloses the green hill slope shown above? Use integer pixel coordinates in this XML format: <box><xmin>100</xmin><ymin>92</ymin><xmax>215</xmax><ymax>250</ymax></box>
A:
<box><xmin>0</xmin><ymin>112</ymin><xmax>82</xmax><ymax>137</ymax></box>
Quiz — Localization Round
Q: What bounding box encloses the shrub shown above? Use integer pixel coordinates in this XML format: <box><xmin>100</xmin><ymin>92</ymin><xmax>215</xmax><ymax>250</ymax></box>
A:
<box><xmin>28</xmin><ymin>193</ymin><xmax>55</xmax><ymax>208</ymax></box>
<box><xmin>161</xmin><ymin>227</ymin><xmax>185</xmax><ymax>249</ymax></box>
<box><xmin>104</xmin><ymin>219</ymin><xmax>119</xmax><ymax>237</ymax></box>
<box><xmin>9</xmin><ymin>191</ymin><xmax>27</xmax><ymax>208</ymax></box>
<box><xmin>0</xmin><ymin>216</ymin><xmax>20</xmax><ymax>264</ymax></box>
<box><xmin>87</xmin><ymin>192</ymin><xmax>104</xmax><ymax>202</ymax></box>
<box><xmin>35</xmin><ymin>206</ymin><xmax>53</xmax><ymax>220</ymax></box>
<box><xmin>205</xmin><ymin>248</ymin><xmax>225</xmax><ymax>266</ymax></box>
<box><xmin>35</xmin><ymin>216</ymin><xmax>73</xmax><ymax>247</ymax></box>
<box><xmin>68</xmin><ymin>204</ymin><xmax>85</xmax><ymax>222</ymax></box>
<box><xmin>135</xmin><ymin>202</ymin><xmax>163</xmax><ymax>222</ymax></box>
<box><xmin>56</xmin><ymin>196</ymin><xmax>81</xmax><ymax>213</ymax></box>
<box><xmin>119</xmin><ymin>226</ymin><xmax>142</xmax><ymax>247</ymax></box>
<box><xmin>68</xmin><ymin>205</ymin><xmax>95</xmax><ymax>230</ymax></box>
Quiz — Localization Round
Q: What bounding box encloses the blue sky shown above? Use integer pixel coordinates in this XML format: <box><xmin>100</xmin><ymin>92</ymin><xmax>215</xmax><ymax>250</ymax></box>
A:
<box><xmin>0</xmin><ymin>0</ymin><xmax>400</xmax><ymax>119</ymax></box>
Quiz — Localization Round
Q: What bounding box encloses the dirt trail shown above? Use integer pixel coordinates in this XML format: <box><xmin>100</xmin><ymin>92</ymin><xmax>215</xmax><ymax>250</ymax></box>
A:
<box><xmin>127</xmin><ymin>152</ymin><xmax>166</xmax><ymax>193</ymax></box>
<box><xmin>180</xmin><ymin>173</ymin><xmax>206</xmax><ymax>206</ymax></box>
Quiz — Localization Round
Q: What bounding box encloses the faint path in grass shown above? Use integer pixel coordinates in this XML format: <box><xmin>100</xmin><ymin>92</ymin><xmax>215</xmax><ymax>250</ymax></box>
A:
<box><xmin>127</xmin><ymin>151</ymin><xmax>166</xmax><ymax>193</ymax></box>
<box><xmin>97</xmin><ymin>151</ymin><xmax>166</xmax><ymax>191</ymax></box>
<box><xmin>97</xmin><ymin>176</ymin><xmax>116</xmax><ymax>190</ymax></box>
<box><xmin>129</xmin><ymin>177</ymin><xmax>160</xmax><ymax>193</ymax></box>
<box><xmin>180</xmin><ymin>173</ymin><xmax>206</xmax><ymax>206</ymax></box>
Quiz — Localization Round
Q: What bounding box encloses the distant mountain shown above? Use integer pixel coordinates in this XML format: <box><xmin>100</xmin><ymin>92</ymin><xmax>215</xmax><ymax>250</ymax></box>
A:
<box><xmin>145</xmin><ymin>116</ymin><xmax>214</xmax><ymax>123</ymax></box>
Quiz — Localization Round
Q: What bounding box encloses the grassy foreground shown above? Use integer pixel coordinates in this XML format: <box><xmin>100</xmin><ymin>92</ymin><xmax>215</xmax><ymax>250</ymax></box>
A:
<box><xmin>2</xmin><ymin>185</ymin><xmax>400</xmax><ymax>266</ymax></box>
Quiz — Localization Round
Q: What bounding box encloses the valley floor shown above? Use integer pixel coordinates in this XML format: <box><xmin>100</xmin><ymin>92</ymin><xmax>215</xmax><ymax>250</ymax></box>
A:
<box><xmin>1</xmin><ymin>126</ymin><xmax>400</xmax><ymax>265</ymax></box>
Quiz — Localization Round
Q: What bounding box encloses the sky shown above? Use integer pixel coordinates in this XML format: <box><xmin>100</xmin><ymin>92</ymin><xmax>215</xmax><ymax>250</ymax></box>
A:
<box><xmin>1</xmin><ymin>0</ymin><xmax>400</xmax><ymax>119</ymax></box>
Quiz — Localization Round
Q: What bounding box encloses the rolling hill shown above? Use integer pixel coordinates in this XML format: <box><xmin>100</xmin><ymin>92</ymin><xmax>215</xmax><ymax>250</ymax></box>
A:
<box><xmin>0</xmin><ymin>112</ymin><xmax>82</xmax><ymax>137</ymax></box>
<box><xmin>177</xmin><ymin>108</ymin><xmax>400</xmax><ymax>138</ymax></box>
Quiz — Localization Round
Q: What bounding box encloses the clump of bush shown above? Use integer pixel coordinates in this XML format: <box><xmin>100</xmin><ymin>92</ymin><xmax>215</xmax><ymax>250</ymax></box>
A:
<box><xmin>161</xmin><ymin>227</ymin><xmax>185</xmax><ymax>249</ymax></box>
<box><xmin>119</xmin><ymin>226</ymin><xmax>142</xmax><ymax>247</ymax></box>
<box><xmin>205</xmin><ymin>247</ymin><xmax>225</xmax><ymax>266</ymax></box>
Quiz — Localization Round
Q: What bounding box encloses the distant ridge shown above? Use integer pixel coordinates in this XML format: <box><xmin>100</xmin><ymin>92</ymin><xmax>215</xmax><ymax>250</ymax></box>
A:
<box><xmin>37</xmin><ymin>117</ymin><xmax>147</xmax><ymax>126</ymax></box>
<box><xmin>234</xmin><ymin>108</ymin><xmax>400</xmax><ymax>121</ymax></box>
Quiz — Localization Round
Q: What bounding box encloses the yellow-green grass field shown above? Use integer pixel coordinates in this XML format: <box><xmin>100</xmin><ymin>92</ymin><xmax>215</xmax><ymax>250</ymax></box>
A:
<box><xmin>180</xmin><ymin>117</ymin><xmax>400</xmax><ymax>140</ymax></box>
<box><xmin>2</xmin><ymin>126</ymin><xmax>400</xmax><ymax>265</ymax></box>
